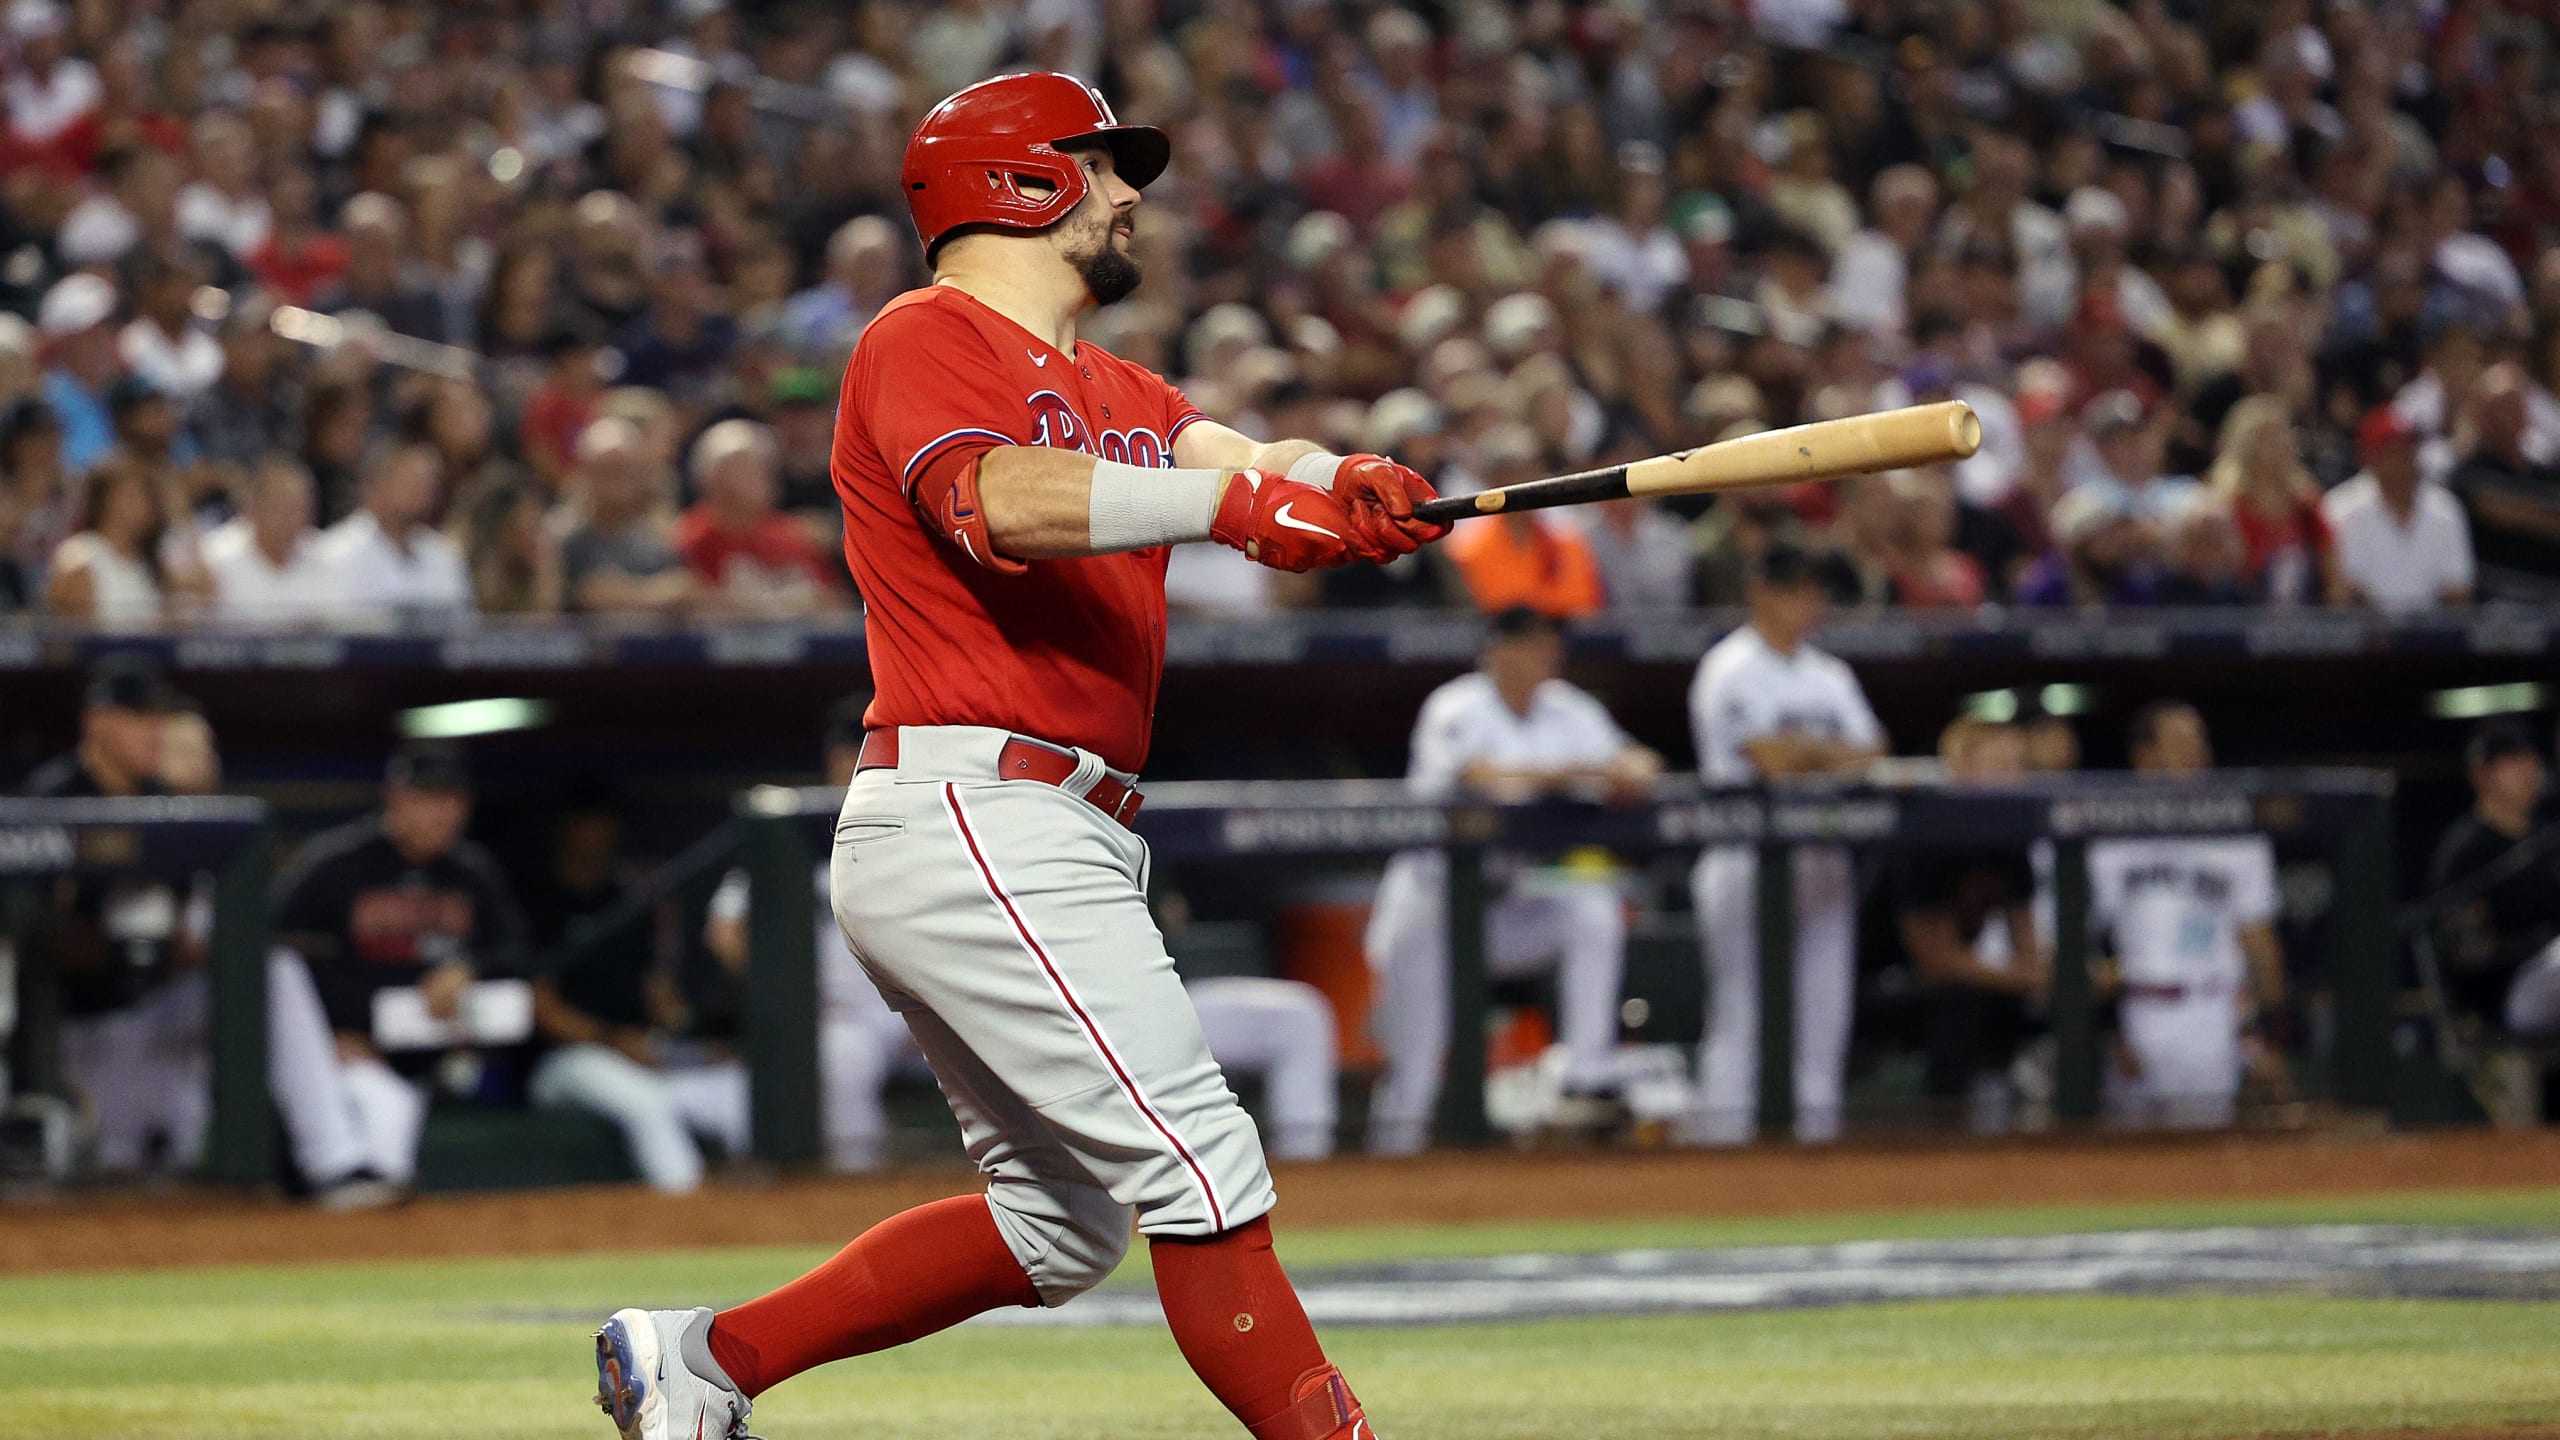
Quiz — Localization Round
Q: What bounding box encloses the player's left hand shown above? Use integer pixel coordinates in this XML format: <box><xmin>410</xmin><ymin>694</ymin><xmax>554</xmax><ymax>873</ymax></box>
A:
<box><xmin>1335</xmin><ymin>453</ymin><xmax>1453</xmax><ymax>555</ymax></box>
<box><xmin>1210</xmin><ymin>471</ymin><xmax>1359</xmax><ymax>571</ymax></box>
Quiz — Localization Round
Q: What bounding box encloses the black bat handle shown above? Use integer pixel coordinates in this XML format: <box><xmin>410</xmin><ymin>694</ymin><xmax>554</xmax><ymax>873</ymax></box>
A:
<box><xmin>1410</xmin><ymin>463</ymin><xmax>1636</xmax><ymax>527</ymax></box>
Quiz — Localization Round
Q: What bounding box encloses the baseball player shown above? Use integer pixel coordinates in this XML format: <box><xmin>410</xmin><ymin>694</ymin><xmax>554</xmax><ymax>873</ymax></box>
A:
<box><xmin>1363</xmin><ymin>606</ymin><xmax>1660</xmax><ymax>1154</ymax></box>
<box><xmin>594</xmin><ymin>73</ymin><xmax>1439</xmax><ymax>1440</ymax></box>
<box><xmin>2089</xmin><ymin>701</ymin><xmax>2286</xmax><ymax>1129</ymax></box>
<box><xmin>22</xmin><ymin>659</ymin><xmax>206</xmax><ymax>1175</ymax></box>
<box><xmin>1687</xmin><ymin>543</ymin><xmax>1885</xmax><ymax>1145</ymax></box>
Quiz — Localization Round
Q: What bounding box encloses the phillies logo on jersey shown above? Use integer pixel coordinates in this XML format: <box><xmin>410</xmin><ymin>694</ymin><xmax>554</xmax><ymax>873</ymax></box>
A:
<box><xmin>1026</xmin><ymin>389</ymin><xmax>1169</xmax><ymax>468</ymax></box>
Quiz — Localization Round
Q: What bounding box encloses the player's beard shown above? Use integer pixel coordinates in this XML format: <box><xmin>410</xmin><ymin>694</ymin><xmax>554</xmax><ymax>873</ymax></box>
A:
<box><xmin>1068</xmin><ymin>224</ymin><xmax>1143</xmax><ymax>306</ymax></box>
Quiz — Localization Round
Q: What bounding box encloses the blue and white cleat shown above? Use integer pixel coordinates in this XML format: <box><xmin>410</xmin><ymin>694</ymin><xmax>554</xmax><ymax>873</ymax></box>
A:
<box><xmin>593</xmin><ymin>1307</ymin><xmax>755</xmax><ymax>1440</ymax></box>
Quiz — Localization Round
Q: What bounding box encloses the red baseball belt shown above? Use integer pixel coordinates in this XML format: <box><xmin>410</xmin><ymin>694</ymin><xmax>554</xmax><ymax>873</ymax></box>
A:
<box><xmin>856</xmin><ymin>729</ymin><xmax>1144</xmax><ymax>829</ymax></box>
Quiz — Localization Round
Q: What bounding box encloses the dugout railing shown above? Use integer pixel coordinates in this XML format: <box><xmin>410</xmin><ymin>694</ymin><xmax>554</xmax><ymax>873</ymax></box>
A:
<box><xmin>735</xmin><ymin>768</ymin><xmax>2398</xmax><ymax>1153</ymax></box>
<box><xmin>0</xmin><ymin>771</ymin><xmax>2401</xmax><ymax>1186</ymax></box>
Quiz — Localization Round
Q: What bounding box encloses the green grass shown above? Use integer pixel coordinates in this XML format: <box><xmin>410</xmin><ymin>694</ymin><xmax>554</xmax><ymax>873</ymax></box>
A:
<box><xmin>4</xmin><ymin>1188</ymin><xmax>2557</xmax><ymax>1439</ymax></box>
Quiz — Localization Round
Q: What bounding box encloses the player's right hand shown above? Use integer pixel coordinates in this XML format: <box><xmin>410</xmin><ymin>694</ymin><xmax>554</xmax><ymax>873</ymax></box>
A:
<box><xmin>1336</xmin><ymin>453</ymin><xmax>1451</xmax><ymax>554</ymax></box>
<box><xmin>1210</xmin><ymin>470</ymin><xmax>1359</xmax><ymax>571</ymax></box>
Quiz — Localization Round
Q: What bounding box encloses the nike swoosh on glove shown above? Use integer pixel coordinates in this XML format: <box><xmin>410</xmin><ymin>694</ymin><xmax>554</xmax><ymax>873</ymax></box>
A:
<box><xmin>1335</xmin><ymin>453</ymin><xmax>1452</xmax><ymax>556</ymax></box>
<box><xmin>1210</xmin><ymin>471</ymin><xmax>1359</xmax><ymax>571</ymax></box>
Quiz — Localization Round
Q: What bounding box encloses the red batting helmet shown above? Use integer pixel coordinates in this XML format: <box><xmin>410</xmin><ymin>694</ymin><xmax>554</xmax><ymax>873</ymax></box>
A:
<box><xmin>902</xmin><ymin>72</ymin><xmax>1171</xmax><ymax>258</ymax></box>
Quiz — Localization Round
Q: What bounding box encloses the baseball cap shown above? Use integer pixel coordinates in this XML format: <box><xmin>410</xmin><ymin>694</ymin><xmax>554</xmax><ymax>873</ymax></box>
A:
<box><xmin>385</xmin><ymin>740</ymin><xmax>474</xmax><ymax>792</ymax></box>
<box><xmin>2466</xmin><ymin>720</ymin><xmax>2540</xmax><ymax>770</ymax></box>
<box><xmin>1669</xmin><ymin>192</ymin><xmax>1734</xmax><ymax>248</ymax></box>
<box><xmin>769</xmin><ymin>367</ymin><xmax>833</xmax><ymax>409</ymax></box>
<box><xmin>2050</xmin><ymin>485</ymin><xmax>2130</xmax><ymax>546</ymax></box>
<box><xmin>0</xmin><ymin>395</ymin><xmax>59</xmax><ymax>448</ymax></box>
<box><xmin>2063</xmin><ymin>186</ymin><xmax>2129</xmax><ymax>237</ymax></box>
<box><xmin>1487</xmin><ymin>605</ymin><xmax>1562</xmax><ymax>641</ymax></box>
<box><xmin>1752</xmin><ymin>541</ymin><xmax>1822</xmax><ymax>590</ymax></box>
<box><xmin>106</xmin><ymin>375</ymin><xmax>164</xmax><ymax>416</ymax></box>
<box><xmin>2084</xmin><ymin>389</ymin><xmax>2146</xmax><ymax>436</ymax></box>
<box><xmin>2357</xmin><ymin>404</ymin><xmax>2418</xmax><ymax>459</ymax></box>
<box><xmin>84</xmin><ymin>653</ymin><xmax>178</xmax><ymax>712</ymax></box>
<box><xmin>38</xmin><ymin>272</ymin><xmax>117</xmax><ymax>338</ymax></box>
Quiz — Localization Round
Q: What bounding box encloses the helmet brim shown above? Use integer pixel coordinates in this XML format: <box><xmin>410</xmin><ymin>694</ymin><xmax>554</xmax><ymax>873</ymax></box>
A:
<box><xmin>1059</xmin><ymin>124</ymin><xmax>1170</xmax><ymax>190</ymax></box>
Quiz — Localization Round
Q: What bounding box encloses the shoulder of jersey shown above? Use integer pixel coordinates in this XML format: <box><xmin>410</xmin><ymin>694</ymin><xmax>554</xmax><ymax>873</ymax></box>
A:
<box><xmin>857</xmin><ymin>287</ymin><xmax>982</xmax><ymax>349</ymax></box>
<box><xmin>1696</xmin><ymin>626</ymin><xmax>1759</xmax><ymax>680</ymax></box>
<box><xmin>1537</xmin><ymin>675</ymin><xmax>1607</xmax><ymax>715</ymax></box>
<box><xmin>1422</xmin><ymin>670</ymin><xmax>1498</xmax><ymax>714</ymax></box>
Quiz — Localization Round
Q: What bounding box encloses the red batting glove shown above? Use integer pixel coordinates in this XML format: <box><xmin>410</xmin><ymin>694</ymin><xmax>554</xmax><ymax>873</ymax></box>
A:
<box><xmin>1335</xmin><ymin>453</ymin><xmax>1453</xmax><ymax>552</ymax></box>
<box><xmin>1210</xmin><ymin>470</ymin><xmax>1358</xmax><ymax>571</ymax></box>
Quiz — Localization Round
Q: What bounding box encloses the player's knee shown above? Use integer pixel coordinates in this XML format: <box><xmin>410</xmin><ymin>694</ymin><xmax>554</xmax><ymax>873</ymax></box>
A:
<box><xmin>991</xmin><ymin>1184</ymin><xmax>1133</xmax><ymax>1306</ymax></box>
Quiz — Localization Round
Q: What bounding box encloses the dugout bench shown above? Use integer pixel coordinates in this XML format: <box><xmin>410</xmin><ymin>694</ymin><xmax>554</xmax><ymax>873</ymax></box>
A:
<box><xmin>733</xmin><ymin>768</ymin><xmax>2398</xmax><ymax>1157</ymax></box>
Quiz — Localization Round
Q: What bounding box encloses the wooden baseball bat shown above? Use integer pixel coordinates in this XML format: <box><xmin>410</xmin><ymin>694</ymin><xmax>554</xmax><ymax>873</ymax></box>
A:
<box><xmin>1411</xmin><ymin>400</ymin><xmax>1982</xmax><ymax>527</ymax></box>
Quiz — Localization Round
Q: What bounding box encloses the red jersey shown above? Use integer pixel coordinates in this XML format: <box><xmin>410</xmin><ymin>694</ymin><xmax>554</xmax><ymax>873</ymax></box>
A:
<box><xmin>833</xmin><ymin>285</ymin><xmax>1207</xmax><ymax>772</ymax></box>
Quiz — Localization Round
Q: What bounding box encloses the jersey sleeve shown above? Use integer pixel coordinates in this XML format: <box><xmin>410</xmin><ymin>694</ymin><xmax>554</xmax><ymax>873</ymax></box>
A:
<box><xmin>1163</xmin><ymin>380</ymin><xmax>1210</xmax><ymax>450</ymax></box>
<box><xmin>847</xmin><ymin>302</ymin><xmax>1029</xmax><ymax>502</ymax></box>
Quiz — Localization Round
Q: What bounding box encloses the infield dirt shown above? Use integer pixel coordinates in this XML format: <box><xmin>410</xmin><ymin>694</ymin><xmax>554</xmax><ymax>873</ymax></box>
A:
<box><xmin>6</xmin><ymin>1126</ymin><xmax>2558</xmax><ymax>1275</ymax></box>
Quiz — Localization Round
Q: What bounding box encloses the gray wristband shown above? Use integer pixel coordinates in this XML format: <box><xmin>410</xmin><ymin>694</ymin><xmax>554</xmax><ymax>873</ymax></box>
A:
<box><xmin>1088</xmin><ymin>460</ymin><xmax>1227</xmax><ymax>552</ymax></box>
<box><xmin>1286</xmin><ymin>451</ymin><xmax>1348</xmax><ymax>489</ymax></box>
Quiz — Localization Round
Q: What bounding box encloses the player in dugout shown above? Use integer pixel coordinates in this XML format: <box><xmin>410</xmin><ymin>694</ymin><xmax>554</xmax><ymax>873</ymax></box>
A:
<box><xmin>1364</xmin><ymin>605</ymin><xmax>1661</xmax><ymax>1153</ymax></box>
<box><xmin>1896</xmin><ymin>716</ymin><xmax>2050</xmax><ymax>1134</ymax></box>
<box><xmin>2091</xmin><ymin>702</ymin><xmax>2288</xmax><ymax>1129</ymax></box>
<box><xmin>1686</xmin><ymin>542</ymin><xmax>1886</xmax><ymax>1145</ymax></box>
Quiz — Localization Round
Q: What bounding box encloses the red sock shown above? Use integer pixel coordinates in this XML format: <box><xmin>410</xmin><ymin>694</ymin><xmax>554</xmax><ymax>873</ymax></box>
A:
<box><xmin>708</xmin><ymin>1194</ymin><xmax>1040</xmax><ymax>1396</ymax></box>
<box><xmin>1152</xmin><ymin>1217</ymin><xmax>1367</xmax><ymax>1438</ymax></box>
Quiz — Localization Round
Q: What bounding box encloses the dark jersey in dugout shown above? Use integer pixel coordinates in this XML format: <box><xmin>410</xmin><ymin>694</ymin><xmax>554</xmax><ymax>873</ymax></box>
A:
<box><xmin>271</xmin><ymin>816</ymin><xmax>531</xmax><ymax>1038</ymax></box>
<box><xmin>20</xmin><ymin>753</ymin><xmax>184</xmax><ymax>1017</ymax></box>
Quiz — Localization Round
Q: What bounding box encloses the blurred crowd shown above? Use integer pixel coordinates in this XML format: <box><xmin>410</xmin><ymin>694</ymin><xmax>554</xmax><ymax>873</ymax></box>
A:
<box><xmin>0</xmin><ymin>0</ymin><xmax>2558</xmax><ymax>630</ymax></box>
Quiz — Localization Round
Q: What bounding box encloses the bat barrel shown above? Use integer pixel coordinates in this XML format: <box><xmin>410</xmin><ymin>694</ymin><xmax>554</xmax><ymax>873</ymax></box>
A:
<box><xmin>1408</xmin><ymin>400</ymin><xmax>1983</xmax><ymax>530</ymax></box>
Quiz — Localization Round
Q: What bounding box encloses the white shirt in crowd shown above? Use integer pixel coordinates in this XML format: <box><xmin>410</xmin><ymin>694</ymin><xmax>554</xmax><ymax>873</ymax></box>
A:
<box><xmin>54</xmin><ymin>193</ymin><xmax>139</xmax><ymax>265</ymax></box>
<box><xmin>48</xmin><ymin>531</ymin><xmax>160</xmax><ymax>630</ymax></box>
<box><xmin>2087</xmin><ymin>836</ymin><xmax>2279</xmax><ymax>991</ymax></box>
<box><xmin>1828</xmin><ymin>227</ymin><xmax>1909</xmax><ymax>337</ymax></box>
<box><xmin>1582</xmin><ymin>220</ymin><xmax>1688</xmax><ymax>317</ymax></box>
<box><xmin>2319</xmin><ymin>473</ymin><xmax>2474</xmax><ymax>614</ymax></box>
<box><xmin>1572</xmin><ymin>505</ymin><xmax>1695</xmax><ymax>610</ymax></box>
<box><xmin>199</xmin><ymin>517</ymin><xmax>338</xmax><ymax>626</ymax></box>
<box><xmin>1406</xmin><ymin>672</ymin><xmax>1631</xmax><ymax>802</ymax></box>
<box><xmin>1689</xmin><ymin>624</ymin><xmax>1881</xmax><ymax>786</ymax></box>
<box><xmin>1162</xmin><ymin>543</ymin><xmax>1275</xmax><ymax>618</ymax></box>
<box><xmin>310</xmin><ymin>510</ymin><xmax>474</xmax><ymax>623</ymax></box>
<box><xmin>3</xmin><ymin>57</ymin><xmax>98</xmax><ymax>143</ymax></box>
<box><xmin>174</xmin><ymin>183</ymin><xmax>273</xmax><ymax>258</ymax></box>
<box><xmin>120</xmin><ymin>320</ymin><xmax>224</xmax><ymax>402</ymax></box>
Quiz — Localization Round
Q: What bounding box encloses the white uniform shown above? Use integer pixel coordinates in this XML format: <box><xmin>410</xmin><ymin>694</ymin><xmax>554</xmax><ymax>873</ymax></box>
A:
<box><xmin>2088</xmin><ymin>836</ymin><xmax>2278</xmax><ymax>1129</ymax></box>
<box><xmin>1364</xmin><ymin>672</ymin><xmax>1633</xmax><ymax>1156</ymax></box>
<box><xmin>1687</xmin><ymin>624</ymin><xmax>1882</xmax><ymax>1144</ymax></box>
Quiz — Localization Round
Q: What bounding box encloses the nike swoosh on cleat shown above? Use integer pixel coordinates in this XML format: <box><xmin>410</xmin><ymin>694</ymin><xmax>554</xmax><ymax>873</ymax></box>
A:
<box><xmin>1273</xmin><ymin>501</ymin><xmax>1339</xmax><ymax>538</ymax></box>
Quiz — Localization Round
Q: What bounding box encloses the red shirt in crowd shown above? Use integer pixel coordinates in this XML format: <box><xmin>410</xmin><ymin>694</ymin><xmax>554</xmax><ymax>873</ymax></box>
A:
<box><xmin>673</xmin><ymin>508</ymin><xmax>842</xmax><ymax>593</ymax></box>
<box><xmin>2231</xmin><ymin>493</ymin><xmax>2333</xmax><ymax>604</ymax></box>
<box><xmin>248</xmin><ymin>232</ymin><xmax>350</xmax><ymax>307</ymax></box>
<box><xmin>831</xmin><ymin>284</ymin><xmax>1208</xmax><ymax>773</ymax></box>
